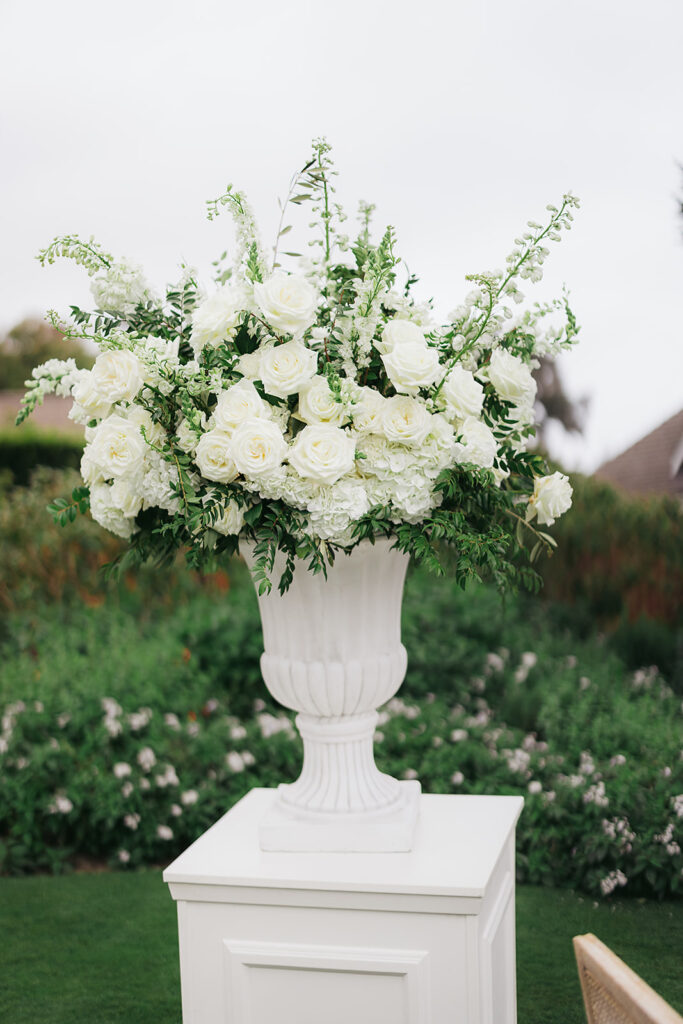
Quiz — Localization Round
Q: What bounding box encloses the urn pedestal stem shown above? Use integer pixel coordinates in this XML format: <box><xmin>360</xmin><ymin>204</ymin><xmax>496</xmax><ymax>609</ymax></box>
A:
<box><xmin>244</xmin><ymin>538</ymin><xmax>421</xmax><ymax>852</ymax></box>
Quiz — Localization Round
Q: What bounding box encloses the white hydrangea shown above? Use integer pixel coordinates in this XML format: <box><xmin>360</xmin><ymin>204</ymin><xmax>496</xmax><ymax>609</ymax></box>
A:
<box><xmin>141</xmin><ymin>451</ymin><xmax>181</xmax><ymax>514</ymax></box>
<box><xmin>306</xmin><ymin>477</ymin><xmax>370</xmax><ymax>543</ymax></box>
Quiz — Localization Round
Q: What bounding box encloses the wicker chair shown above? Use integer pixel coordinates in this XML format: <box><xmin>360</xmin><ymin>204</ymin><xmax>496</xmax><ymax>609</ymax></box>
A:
<box><xmin>574</xmin><ymin>933</ymin><xmax>683</xmax><ymax>1024</ymax></box>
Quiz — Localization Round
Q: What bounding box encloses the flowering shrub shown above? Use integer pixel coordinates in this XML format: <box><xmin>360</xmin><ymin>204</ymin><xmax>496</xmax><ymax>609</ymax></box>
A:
<box><xmin>1</xmin><ymin>567</ymin><xmax>681</xmax><ymax>898</ymax></box>
<box><xmin>18</xmin><ymin>139</ymin><xmax>578</xmax><ymax>592</ymax></box>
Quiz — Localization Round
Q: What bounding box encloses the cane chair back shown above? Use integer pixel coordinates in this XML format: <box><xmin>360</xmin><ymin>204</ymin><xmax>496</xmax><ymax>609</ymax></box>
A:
<box><xmin>574</xmin><ymin>933</ymin><xmax>683</xmax><ymax>1024</ymax></box>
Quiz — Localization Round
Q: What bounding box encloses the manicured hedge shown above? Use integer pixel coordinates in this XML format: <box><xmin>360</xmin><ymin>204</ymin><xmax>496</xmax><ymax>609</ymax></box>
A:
<box><xmin>0</xmin><ymin>430</ymin><xmax>84</xmax><ymax>486</ymax></box>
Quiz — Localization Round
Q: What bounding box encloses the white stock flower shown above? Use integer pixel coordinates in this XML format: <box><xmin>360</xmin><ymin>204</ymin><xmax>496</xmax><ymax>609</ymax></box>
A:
<box><xmin>90</xmin><ymin>258</ymin><xmax>150</xmax><ymax>314</ymax></box>
<box><xmin>175</xmin><ymin>418</ymin><xmax>200</xmax><ymax>455</ymax></box>
<box><xmin>190</xmin><ymin>282</ymin><xmax>246</xmax><ymax>357</ymax></box>
<box><xmin>297</xmin><ymin>376</ymin><xmax>346</xmax><ymax>425</ymax></box>
<box><xmin>213</xmin><ymin>379</ymin><xmax>268</xmax><ymax>432</ymax></box>
<box><xmin>254</xmin><ymin>272</ymin><xmax>318</xmax><ymax>335</ymax></box>
<box><xmin>529</xmin><ymin>472</ymin><xmax>573</xmax><ymax>526</ymax></box>
<box><xmin>91</xmin><ymin>349</ymin><xmax>145</xmax><ymax>404</ymax></box>
<box><xmin>381</xmin><ymin>342</ymin><xmax>441</xmax><ymax>395</ymax></box>
<box><xmin>86</xmin><ymin>415</ymin><xmax>146</xmax><ymax>481</ymax></box>
<box><xmin>231</xmin><ymin>418</ymin><xmax>288</xmax><ymax>479</ymax></box>
<box><xmin>212</xmin><ymin>499</ymin><xmax>245</xmax><ymax>536</ymax></box>
<box><xmin>381</xmin><ymin>396</ymin><xmax>431</xmax><ymax>446</ymax></box>
<box><xmin>288</xmin><ymin>424</ymin><xmax>356</xmax><ymax>485</ymax></box>
<box><xmin>442</xmin><ymin>365</ymin><xmax>484</xmax><ymax>420</ymax></box>
<box><xmin>195</xmin><ymin>430</ymin><xmax>239</xmax><ymax>484</ymax></box>
<box><xmin>259</xmin><ymin>340</ymin><xmax>317</xmax><ymax>398</ymax></box>
<box><xmin>376</xmin><ymin>318</ymin><xmax>426</xmax><ymax>355</ymax></box>
<box><xmin>487</xmin><ymin>349</ymin><xmax>537</xmax><ymax>405</ymax></box>
<box><xmin>454</xmin><ymin>417</ymin><xmax>498</xmax><ymax>468</ymax></box>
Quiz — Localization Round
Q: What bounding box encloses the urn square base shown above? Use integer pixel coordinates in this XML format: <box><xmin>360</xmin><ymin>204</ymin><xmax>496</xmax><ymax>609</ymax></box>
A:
<box><xmin>259</xmin><ymin>779</ymin><xmax>422</xmax><ymax>852</ymax></box>
<box><xmin>164</xmin><ymin>788</ymin><xmax>524</xmax><ymax>1024</ymax></box>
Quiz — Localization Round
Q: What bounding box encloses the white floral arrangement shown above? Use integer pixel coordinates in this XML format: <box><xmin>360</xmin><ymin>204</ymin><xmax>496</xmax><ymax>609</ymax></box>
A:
<box><xmin>19</xmin><ymin>139</ymin><xmax>578</xmax><ymax>592</ymax></box>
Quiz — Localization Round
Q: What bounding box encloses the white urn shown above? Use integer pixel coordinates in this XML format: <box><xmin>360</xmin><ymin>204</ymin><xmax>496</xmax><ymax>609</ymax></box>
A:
<box><xmin>244</xmin><ymin>537</ymin><xmax>421</xmax><ymax>852</ymax></box>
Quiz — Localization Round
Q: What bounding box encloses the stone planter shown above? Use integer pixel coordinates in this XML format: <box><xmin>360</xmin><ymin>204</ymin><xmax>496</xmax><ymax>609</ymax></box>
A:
<box><xmin>244</xmin><ymin>537</ymin><xmax>420</xmax><ymax>852</ymax></box>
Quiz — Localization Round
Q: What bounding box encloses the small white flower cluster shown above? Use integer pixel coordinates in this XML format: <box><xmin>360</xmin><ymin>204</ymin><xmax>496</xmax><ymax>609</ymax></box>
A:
<box><xmin>583</xmin><ymin>780</ymin><xmax>609</xmax><ymax>807</ymax></box>
<box><xmin>600</xmin><ymin>869</ymin><xmax>627</xmax><ymax>897</ymax></box>
<box><xmin>601</xmin><ymin>817</ymin><xmax>635</xmax><ymax>853</ymax></box>
<box><xmin>653</xmin><ymin>822</ymin><xmax>681</xmax><ymax>857</ymax></box>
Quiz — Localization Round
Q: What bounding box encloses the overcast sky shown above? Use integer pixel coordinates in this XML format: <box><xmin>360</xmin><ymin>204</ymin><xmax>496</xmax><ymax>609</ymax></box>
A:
<box><xmin>2</xmin><ymin>0</ymin><xmax>682</xmax><ymax>471</ymax></box>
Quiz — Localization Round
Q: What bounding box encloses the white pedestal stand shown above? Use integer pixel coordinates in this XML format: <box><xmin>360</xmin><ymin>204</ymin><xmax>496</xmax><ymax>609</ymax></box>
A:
<box><xmin>164</xmin><ymin>789</ymin><xmax>524</xmax><ymax>1024</ymax></box>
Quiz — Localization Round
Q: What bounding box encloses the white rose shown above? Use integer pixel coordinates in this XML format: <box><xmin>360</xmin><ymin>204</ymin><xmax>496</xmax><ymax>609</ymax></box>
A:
<box><xmin>190</xmin><ymin>282</ymin><xmax>246</xmax><ymax>357</ymax></box>
<box><xmin>87</xmin><ymin>414</ymin><xmax>146</xmax><ymax>480</ymax></box>
<box><xmin>297</xmin><ymin>376</ymin><xmax>346</xmax><ymax>425</ymax></box>
<box><xmin>237</xmin><ymin>350</ymin><xmax>262</xmax><ymax>379</ymax></box>
<box><xmin>70</xmin><ymin>372</ymin><xmax>112</xmax><ymax>423</ymax></box>
<box><xmin>351</xmin><ymin>387</ymin><xmax>387</xmax><ymax>434</ymax></box>
<box><xmin>382</xmin><ymin>342</ymin><xmax>441</xmax><ymax>395</ymax></box>
<box><xmin>259</xmin><ymin>340</ymin><xmax>317</xmax><ymax>398</ymax></box>
<box><xmin>109</xmin><ymin>477</ymin><xmax>143</xmax><ymax>518</ymax></box>
<box><xmin>194</xmin><ymin>430</ymin><xmax>238</xmax><ymax>484</ymax></box>
<box><xmin>91</xmin><ymin>349</ymin><xmax>145</xmax><ymax>404</ymax></box>
<box><xmin>487</xmin><ymin>349</ymin><xmax>537</xmax><ymax>405</ymax></box>
<box><xmin>376</xmin><ymin>318</ymin><xmax>426</xmax><ymax>355</ymax></box>
<box><xmin>529</xmin><ymin>472</ymin><xmax>573</xmax><ymax>526</ymax></box>
<box><xmin>455</xmin><ymin>416</ymin><xmax>498</xmax><ymax>468</ymax></box>
<box><xmin>254</xmin><ymin>272</ymin><xmax>318</xmax><ymax>336</ymax></box>
<box><xmin>231</xmin><ymin>418</ymin><xmax>288</xmax><ymax>479</ymax></box>
<box><xmin>213</xmin><ymin>380</ymin><xmax>268</xmax><ymax>433</ymax></box>
<box><xmin>288</xmin><ymin>424</ymin><xmax>356</xmax><ymax>485</ymax></box>
<box><xmin>212</xmin><ymin>499</ymin><xmax>245</xmax><ymax>536</ymax></box>
<box><xmin>381</xmin><ymin>396</ymin><xmax>432</xmax><ymax>446</ymax></box>
<box><xmin>124</xmin><ymin>405</ymin><xmax>165</xmax><ymax>447</ymax></box>
<box><xmin>89</xmin><ymin>481</ymin><xmax>136</xmax><ymax>539</ymax></box>
<box><xmin>442</xmin><ymin>365</ymin><xmax>484</xmax><ymax>420</ymax></box>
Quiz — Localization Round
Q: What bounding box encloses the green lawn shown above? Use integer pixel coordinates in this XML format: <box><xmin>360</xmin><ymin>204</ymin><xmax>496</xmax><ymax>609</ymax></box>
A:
<box><xmin>1</xmin><ymin>872</ymin><xmax>681</xmax><ymax>1024</ymax></box>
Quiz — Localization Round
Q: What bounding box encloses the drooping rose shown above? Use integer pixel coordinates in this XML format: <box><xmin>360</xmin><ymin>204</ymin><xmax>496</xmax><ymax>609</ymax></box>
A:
<box><xmin>529</xmin><ymin>472</ymin><xmax>572</xmax><ymax>526</ymax></box>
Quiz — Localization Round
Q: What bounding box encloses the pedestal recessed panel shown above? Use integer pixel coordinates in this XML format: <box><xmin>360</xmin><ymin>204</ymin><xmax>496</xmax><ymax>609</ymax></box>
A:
<box><xmin>223</xmin><ymin>940</ymin><xmax>430</xmax><ymax>1024</ymax></box>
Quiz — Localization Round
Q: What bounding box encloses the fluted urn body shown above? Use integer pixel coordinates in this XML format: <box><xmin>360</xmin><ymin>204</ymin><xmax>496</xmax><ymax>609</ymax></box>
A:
<box><xmin>244</xmin><ymin>537</ymin><xmax>420</xmax><ymax>851</ymax></box>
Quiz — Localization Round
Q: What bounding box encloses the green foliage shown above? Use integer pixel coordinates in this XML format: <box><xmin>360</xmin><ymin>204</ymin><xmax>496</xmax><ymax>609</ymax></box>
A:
<box><xmin>538</xmin><ymin>474</ymin><xmax>683</xmax><ymax>687</ymax></box>
<box><xmin>0</xmin><ymin>430</ymin><xmax>84</xmax><ymax>485</ymax></box>
<box><xmin>0</xmin><ymin>547</ymin><xmax>681</xmax><ymax>898</ymax></box>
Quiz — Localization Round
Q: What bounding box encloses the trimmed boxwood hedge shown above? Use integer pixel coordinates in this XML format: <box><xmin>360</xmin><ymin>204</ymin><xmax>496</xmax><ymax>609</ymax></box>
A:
<box><xmin>0</xmin><ymin>430</ymin><xmax>84</xmax><ymax>485</ymax></box>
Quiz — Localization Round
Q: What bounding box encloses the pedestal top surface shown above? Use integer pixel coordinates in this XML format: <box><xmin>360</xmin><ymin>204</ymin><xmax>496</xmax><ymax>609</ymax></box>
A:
<box><xmin>163</xmin><ymin>790</ymin><xmax>523</xmax><ymax>898</ymax></box>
